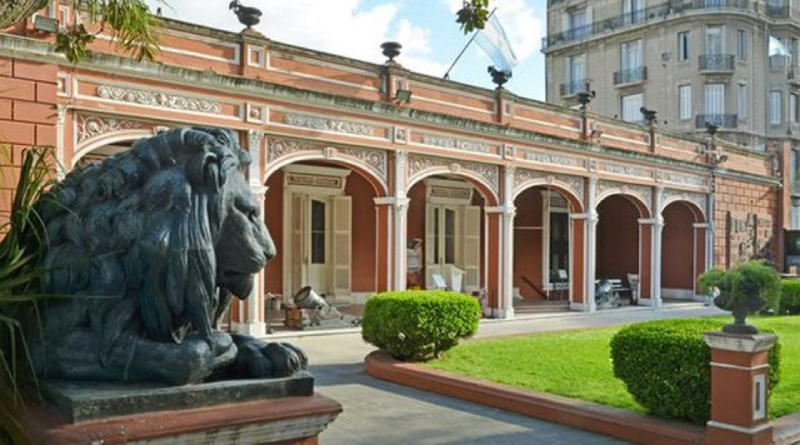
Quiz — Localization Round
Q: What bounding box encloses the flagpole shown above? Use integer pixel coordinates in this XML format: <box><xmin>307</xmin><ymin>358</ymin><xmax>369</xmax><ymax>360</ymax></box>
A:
<box><xmin>443</xmin><ymin>7</ymin><xmax>497</xmax><ymax>80</ymax></box>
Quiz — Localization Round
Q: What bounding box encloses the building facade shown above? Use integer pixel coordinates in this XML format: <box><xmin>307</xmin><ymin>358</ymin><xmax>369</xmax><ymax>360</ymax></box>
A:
<box><xmin>0</xmin><ymin>2</ymin><xmax>789</xmax><ymax>335</ymax></box>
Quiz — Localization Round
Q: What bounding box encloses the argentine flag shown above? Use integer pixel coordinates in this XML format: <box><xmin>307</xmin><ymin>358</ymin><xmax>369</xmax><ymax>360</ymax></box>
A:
<box><xmin>475</xmin><ymin>14</ymin><xmax>519</xmax><ymax>74</ymax></box>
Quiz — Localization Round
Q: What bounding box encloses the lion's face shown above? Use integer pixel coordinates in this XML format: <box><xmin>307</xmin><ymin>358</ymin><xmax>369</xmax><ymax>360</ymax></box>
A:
<box><xmin>213</xmin><ymin>148</ymin><xmax>275</xmax><ymax>300</ymax></box>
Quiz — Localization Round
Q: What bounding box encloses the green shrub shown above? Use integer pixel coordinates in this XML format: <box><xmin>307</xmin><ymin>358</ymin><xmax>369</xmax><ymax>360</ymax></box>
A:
<box><xmin>610</xmin><ymin>318</ymin><xmax>781</xmax><ymax>424</ymax></box>
<box><xmin>780</xmin><ymin>280</ymin><xmax>800</xmax><ymax>315</ymax></box>
<box><xmin>362</xmin><ymin>291</ymin><xmax>481</xmax><ymax>361</ymax></box>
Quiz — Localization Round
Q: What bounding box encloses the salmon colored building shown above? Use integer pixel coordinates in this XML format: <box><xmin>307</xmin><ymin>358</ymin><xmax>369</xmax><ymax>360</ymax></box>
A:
<box><xmin>0</xmin><ymin>3</ymin><xmax>789</xmax><ymax>336</ymax></box>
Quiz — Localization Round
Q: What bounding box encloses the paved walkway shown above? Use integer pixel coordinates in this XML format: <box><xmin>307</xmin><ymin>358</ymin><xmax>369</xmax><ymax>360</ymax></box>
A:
<box><xmin>280</xmin><ymin>304</ymin><xmax>723</xmax><ymax>445</ymax></box>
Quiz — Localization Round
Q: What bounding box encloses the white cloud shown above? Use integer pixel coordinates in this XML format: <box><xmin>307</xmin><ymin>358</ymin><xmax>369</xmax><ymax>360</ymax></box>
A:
<box><xmin>394</xmin><ymin>19</ymin><xmax>431</xmax><ymax>55</ymax></box>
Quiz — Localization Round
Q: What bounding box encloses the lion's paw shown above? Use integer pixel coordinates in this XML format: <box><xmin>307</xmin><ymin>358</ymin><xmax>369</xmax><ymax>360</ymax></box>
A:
<box><xmin>230</xmin><ymin>338</ymin><xmax>308</xmax><ymax>379</ymax></box>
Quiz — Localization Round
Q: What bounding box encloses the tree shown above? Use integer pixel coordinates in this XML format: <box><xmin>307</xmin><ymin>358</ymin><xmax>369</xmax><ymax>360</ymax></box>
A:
<box><xmin>1</xmin><ymin>0</ymin><xmax>163</xmax><ymax>63</ymax></box>
<box><xmin>455</xmin><ymin>0</ymin><xmax>491</xmax><ymax>33</ymax></box>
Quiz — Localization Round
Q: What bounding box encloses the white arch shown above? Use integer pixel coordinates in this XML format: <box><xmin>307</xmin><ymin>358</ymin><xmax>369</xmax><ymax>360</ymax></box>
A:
<box><xmin>596</xmin><ymin>190</ymin><xmax>652</xmax><ymax>217</ymax></box>
<box><xmin>264</xmin><ymin>150</ymin><xmax>389</xmax><ymax>196</ymax></box>
<box><xmin>72</xmin><ymin>131</ymin><xmax>153</xmax><ymax>167</ymax></box>
<box><xmin>406</xmin><ymin>167</ymin><xmax>500</xmax><ymax>205</ymax></box>
<box><xmin>512</xmin><ymin>179</ymin><xmax>585</xmax><ymax>212</ymax></box>
<box><xmin>660</xmin><ymin>196</ymin><xmax>706</xmax><ymax>221</ymax></box>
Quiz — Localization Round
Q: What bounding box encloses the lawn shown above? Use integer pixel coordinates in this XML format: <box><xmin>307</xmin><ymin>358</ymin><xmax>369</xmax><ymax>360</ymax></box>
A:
<box><xmin>424</xmin><ymin>316</ymin><xmax>800</xmax><ymax>419</ymax></box>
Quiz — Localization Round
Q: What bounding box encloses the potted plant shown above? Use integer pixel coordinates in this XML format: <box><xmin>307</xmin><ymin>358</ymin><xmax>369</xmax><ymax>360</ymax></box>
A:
<box><xmin>699</xmin><ymin>260</ymin><xmax>781</xmax><ymax>334</ymax></box>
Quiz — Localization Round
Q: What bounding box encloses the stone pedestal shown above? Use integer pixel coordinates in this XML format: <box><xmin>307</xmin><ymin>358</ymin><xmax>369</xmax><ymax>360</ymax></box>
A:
<box><xmin>703</xmin><ymin>331</ymin><xmax>777</xmax><ymax>445</ymax></box>
<box><xmin>1</xmin><ymin>373</ymin><xmax>342</xmax><ymax>445</ymax></box>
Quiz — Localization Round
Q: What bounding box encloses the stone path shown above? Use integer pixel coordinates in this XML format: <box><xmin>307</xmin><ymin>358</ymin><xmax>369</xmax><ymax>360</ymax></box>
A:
<box><xmin>281</xmin><ymin>304</ymin><xmax>722</xmax><ymax>445</ymax></box>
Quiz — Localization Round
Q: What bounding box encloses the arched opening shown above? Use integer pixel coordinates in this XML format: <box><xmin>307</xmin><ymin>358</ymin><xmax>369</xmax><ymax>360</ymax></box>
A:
<box><xmin>512</xmin><ymin>185</ymin><xmax>583</xmax><ymax>313</ymax></box>
<box><xmin>405</xmin><ymin>175</ymin><xmax>490</xmax><ymax>297</ymax></box>
<box><xmin>596</xmin><ymin>194</ymin><xmax>651</xmax><ymax>307</ymax></box>
<box><xmin>661</xmin><ymin>201</ymin><xmax>706</xmax><ymax>300</ymax></box>
<box><xmin>263</xmin><ymin>160</ymin><xmax>388</xmax><ymax>309</ymax></box>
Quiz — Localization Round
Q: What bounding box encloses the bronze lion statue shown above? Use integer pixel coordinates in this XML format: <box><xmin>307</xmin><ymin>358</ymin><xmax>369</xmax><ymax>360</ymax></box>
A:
<box><xmin>29</xmin><ymin>127</ymin><xmax>307</xmax><ymax>385</ymax></box>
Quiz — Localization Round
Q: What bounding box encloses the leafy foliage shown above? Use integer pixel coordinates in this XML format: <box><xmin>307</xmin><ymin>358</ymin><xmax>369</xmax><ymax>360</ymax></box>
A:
<box><xmin>362</xmin><ymin>291</ymin><xmax>481</xmax><ymax>362</ymax></box>
<box><xmin>0</xmin><ymin>146</ymin><xmax>57</xmax><ymax>399</ymax></box>
<box><xmin>780</xmin><ymin>280</ymin><xmax>800</xmax><ymax>315</ymax></box>
<box><xmin>610</xmin><ymin>318</ymin><xmax>781</xmax><ymax>424</ymax></box>
<box><xmin>455</xmin><ymin>0</ymin><xmax>490</xmax><ymax>33</ymax></box>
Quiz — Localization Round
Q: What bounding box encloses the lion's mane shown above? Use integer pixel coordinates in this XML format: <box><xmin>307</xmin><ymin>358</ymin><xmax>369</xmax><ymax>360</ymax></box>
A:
<box><xmin>37</xmin><ymin>127</ymin><xmax>250</xmax><ymax>359</ymax></box>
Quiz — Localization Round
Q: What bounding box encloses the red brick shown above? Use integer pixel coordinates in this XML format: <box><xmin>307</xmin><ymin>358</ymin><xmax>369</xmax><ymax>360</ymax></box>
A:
<box><xmin>0</xmin><ymin>77</ymin><xmax>35</xmax><ymax>101</ymax></box>
<box><xmin>13</xmin><ymin>60</ymin><xmax>56</xmax><ymax>83</ymax></box>
<box><xmin>0</xmin><ymin>189</ymin><xmax>12</xmax><ymax>211</ymax></box>
<box><xmin>35</xmin><ymin>125</ymin><xmax>55</xmax><ymax>146</ymax></box>
<box><xmin>0</xmin><ymin>99</ymin><xmax>10</xmax><ymax>120</ymax></box>
<box><xmin>0</xmin><ymin>121</ymin><xmax>35</xmax><ymax>145</ymax></box>
<box><xmin>0</xmin><ymin>167</ymin><xmax>21</xmax><ymax>190</ymax></box>
<box><xmin>0</xmin><ymin>58</ymin><xmax>11</xmax><ymax>77</ymax></box>
<box><xmin>36</xmin><ymin>82</ymin><xmax>56</xmax><ymax>104</ymax></box>
<box><xmin>13</xmin><ymin>101</ymin><xmax>55</xmax><ymax>124</ymax></box>
<box><xmin>11</xmin><ymin>145</ymin><xmax>32</xmax><ymax>166</ymax></box>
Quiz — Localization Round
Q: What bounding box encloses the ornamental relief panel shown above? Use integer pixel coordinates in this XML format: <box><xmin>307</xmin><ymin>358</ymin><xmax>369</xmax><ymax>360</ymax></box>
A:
<box><xmin>658</xmin><ymin>170</ymin><xmax>710</xmax><ymax>191</ymax></box>
<box><xmin>596</xmin><ymin>180</ymin><xmax>652</xmax><ymax>211</ymax></box>
<box><xmin>419</xmin><ymin>134</ymin><xmax>491</xmax><ymax>154</ymax></box>
<box><xmin>76</xmin><ymin>114</ymin><xmax>156</xmax><ymax>145</ymax></box>
<box><xmin>96</xmin><ymin>85</ymin><xmax>223</xmax><ymax>114</ymax></box>
<box><xmin>266</xmin><ymin>137</ymin><xmax>387</xmax><ymax>183</ymax></box>
<box><xmin>600</xmin><ymin>161</ymin><xmax>654</xmax><ymax>180</ymax></box>
<box><xmin>519</xmin><ymin>148</ymin><xmax>586</xmax><ymax>170</ymax></box>
<box><xmin>408</xmin><ymin>154</ymin><xmax>499</xmax><ymax>194</ymax></box>
<box><xmin>282</xmin><ymin>112</ymin><xmax>378</xmax><ymax>137</ymax></box>
<box><xmin>513</xmin><ymin>168</ymin><xmax>585</xmax><ymax>202</ymax></box>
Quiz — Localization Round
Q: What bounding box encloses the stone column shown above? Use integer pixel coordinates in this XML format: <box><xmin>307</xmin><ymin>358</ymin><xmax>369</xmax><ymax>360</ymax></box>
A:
<box><xmin>704</xmin><ymin>332</ymin><xmax>777</xmax><ymax>445</ymax></box>
<box><xmin>707</xmin><ymin>191</ymin><xmax>716</xmax><ymax>270</ymax></box>
<box><xmin>651</xmin><ymin>187</ymin><xmax>664</xmax><ymax>307</ymax></box>
<box><xmin>585</xmin><ymin>178</ymin><xmax>598</xmax><ymax>313</ymax></box>
<box><xmin>56</xmin><ymin>105</ymin><xmax>67</xmax><ymax>179</ymax></box>
<box><xmin>637</xmin><ymin>219</ymin><xmax>655</xmax><ymax>305</ymax></box>
<box><xmin>500</xmin><ymin>166</ymin><xmax>516</xmax><ymax>319</ymax></box>
<box><xmin>392</xmin><ymin>151</ymin><xmax>409</xmax><ymax>290</ymax></box>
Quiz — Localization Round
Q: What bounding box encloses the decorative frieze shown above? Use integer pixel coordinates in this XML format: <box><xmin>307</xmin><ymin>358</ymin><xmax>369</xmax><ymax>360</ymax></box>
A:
<box><xmin>520</xmin><ymin>148</ymin><xmax>585</xmax><ymax>169</ymax></box>
<box><xmin>96</xmin><ymin>85</ymin><xmax>222</xmax><ymax>114</ymax></box>
<box><xmin>596</xmin><ymin>180</ymin><xmax>652</xmax><ymax>211</ymax></box>
<box><xmin>513</xmin><ymin>168</ymin><xmax>585</xmax><ymax>202</ymax></box>
<box><xmin>76</xmin><ymin>114</ymin><xmax>153</xmax><ymax>144</ymax></box>
<box><xmin>340</xmin><ymin>147</ymin><xmax>387</xmax><ymax>177</ymax></box>
<box><xmin>659</xmin><ymin>170</ymin><xmax>710</xmax><ymax>190</ymax></box>
<box><xmin>420</xmin><ymin>134</ymin><xmax>490</xmax><ymax>154</ymax></box>
<box><xmin>662</xmin><ymin>189</ymin><xmax>708</xmax><ymax>216</ymax></box>
<box><xmin>408</xmin><ymin>154</ymin><xmax>499</xmax><ymax>194</ymax></box>
<box><xmin>265</xmin><ymin>137</ymin><xmax>387</xmax><ymax>184</ymax></box>
<box><xmin>601</xmin><ymin>161</ymin><xmax>653</xmax><ymax>179</ymax></box>
<box><xmin>267</xmin><ymin>138</ymin><xmax>316</xmax><ymax>162</ymax></box>
<box><xmin>284</xmin><ymin>113</ymin><xmax>374</xmax><ymax>137</ymax></box>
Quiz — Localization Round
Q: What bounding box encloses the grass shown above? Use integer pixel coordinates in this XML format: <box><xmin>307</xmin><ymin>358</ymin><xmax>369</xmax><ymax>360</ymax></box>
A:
<box><xmin>424</xmin><ymin>316</ymin><xmax>800</xmax><ymax>419</ymax></box>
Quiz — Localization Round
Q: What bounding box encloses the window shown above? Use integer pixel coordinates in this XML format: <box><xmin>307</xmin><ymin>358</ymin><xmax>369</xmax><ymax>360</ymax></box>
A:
<box><xmin>679</xmin><ymin>85</ymin><xmax>691</xmax><ymax>120</ymax></box>
<box><xmin>678</xmin><ymin>31</ymin><xmax>690</xmax><ymax>62</ymax></box>
<box><xmin>310</xmin><ymin>199</ymin><xmax>326</xmax><ymax>264</ymax></box>
<box><xmin>565</xmin><ymin>53</ymin><xmax>586</xmax><ymax>92</ymax></box>
<box><xmin>706</xmin><ymin>26</ymin><xmax>723</xmax><ymax>55</ymax></box>
<box><xmin>621</xmin><ymin>39</ymin><xmax>643</xmax><ymax>71</ymax></box>
<box><xmin>770</xmin><ymin>91</ymin><xmax>782</xmax><ymax>125</ymax></box>
<box><xmin>622</xmin><ymin>0</ymin><xmax>645</xmax><ymax>25</ymax></box>
<box><xmin>738</xmin><ymin>84</ymin><xmax>747</xmax><ymax>120</ymax></box>
<box><xmin>621</xmin><ymin>93</ymin><xmax>644</xmax><ymax>122</ymax></box>
<box><xmin>704</xmin><ymin>84</ymin><xmax>725</xmax><ymax>115</ymax></box>
<box><xmin>791</xmin><ymin>93</ymin><xmax>799</xmax><ymax>123</ymax></box>
<box><xmin>737</xmin><ymin>30</ymin><xmax>747</xmax><ymax>61</ymax></box>
<box><xmin>568</xmin><ymin>8</ymin><xmax>587</xmax><ymax>39</ymax></box>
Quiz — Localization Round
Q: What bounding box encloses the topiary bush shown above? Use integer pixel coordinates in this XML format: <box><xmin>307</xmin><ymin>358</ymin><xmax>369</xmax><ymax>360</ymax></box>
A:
<box><xmin>362</xmin><ymin>290</ymin><xmax>481</xmax><ymax>362</ymax></box>
<box><xmin>780</xmin><ymin>280</ymin><xmax>800</xmax><ymax>315</ymax></box>
<box><xmin>610</xmin><ymin>318</ymin><xmax>781</xmax><ymax>424</ymax></box>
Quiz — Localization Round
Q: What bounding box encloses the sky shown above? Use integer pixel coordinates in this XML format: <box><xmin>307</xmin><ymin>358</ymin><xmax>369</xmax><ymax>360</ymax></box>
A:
<box><xmin>146</xmin><ymin>0</ymin><xmax>547</xmax><ymax>100</ymax></box>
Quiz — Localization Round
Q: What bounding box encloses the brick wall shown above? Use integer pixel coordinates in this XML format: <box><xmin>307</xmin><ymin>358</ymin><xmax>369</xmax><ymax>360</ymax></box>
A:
<box><xmin>0</xmin><ymin>57</ymin><xmax>57</xmax><ymax>224</ymax></box>
<box><xmin>713</xmin><ymin>177</ymin><xmax>779</xmax><ymax>268</ymax></box>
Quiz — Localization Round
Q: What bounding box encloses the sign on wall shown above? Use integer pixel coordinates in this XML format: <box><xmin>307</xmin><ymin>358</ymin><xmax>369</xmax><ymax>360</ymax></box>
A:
<box><xmin>726</xmin><ymin>212</ymin><xmax>773</xmax><ymax>268</ymax></box>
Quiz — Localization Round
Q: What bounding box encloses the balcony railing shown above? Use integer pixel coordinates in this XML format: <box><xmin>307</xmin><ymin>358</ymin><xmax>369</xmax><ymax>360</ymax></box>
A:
<box><xmin>789</xmin><ymin>66</ymin><xmax>800</xmax><ymax>85</ymax></box>
<box><xmin>614</xmin><ymin>66</ymin><xmax>648</xmax><ymax>85</ymax></box>
<box><xmin>696</xmin><ymin>114</ymin><xmax>738</xmax><ymax>128</ymax></box>
<box><xmin>766</xmin><ymin>4</ymin><xmax>790</xmax><ymax>18</ymax></box>
<box><xmin>542</xmin><ymin>0</ymin><xmax>750</xmax><ymax>50</ymax></box>
<box><xmin>559</xmin><ymin>79</ymin><xmax>587</xmax><ymax>96</ymax></box>
<box><xmin>699</xmin><ymin>54</ymin><xmax>735</xmax><ymax>71</ymax></box>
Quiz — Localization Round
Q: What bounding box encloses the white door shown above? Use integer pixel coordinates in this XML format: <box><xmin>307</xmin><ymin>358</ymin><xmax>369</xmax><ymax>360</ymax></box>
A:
<box><xmin>463</xmin><ymin>206</ymin><xmax>481</xmax><ymax>291</ymax></box>
<box><xmin>331</xmin><ymin>196</ymin><xmax>352</xmax><ymax>297</ymax></box>
<box><xmin>291</xmin><ymin>194</ymin><xmax>307</xmax><ymax>295</ymax></box>
<box><xmin>706</xmin><ymin>26</ymin><xmax>723</xmax><ymax>55</ymax></box>
<box><xmin>425</xmin><ymin>205</ymin><xmax>459</xmax><ymax>288</ymax></box>
<box><xmin>705</xmin><ymin>84</ymin><xmax>725</xmax><ymax>115</ymax></box>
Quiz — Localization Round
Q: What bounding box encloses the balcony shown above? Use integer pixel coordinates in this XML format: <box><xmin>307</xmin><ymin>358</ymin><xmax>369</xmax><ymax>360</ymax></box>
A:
<box><xmin>699</xmin><ymin>54</ymin><xmax>735</xmax><ymax>72</ymax></box>
<box><xmin>541</xmin><ymin>0</ymin><xmax>750</xmax><ymax>50</ymax></box>
<box><xmin>696</xmin><ymin>114</ymin><xmax>738</xmax><ymax>128</ymax></box>
<box><xmin>614</xmin><ymin>66</ymin><xmax>648</xmax><ymax>86</ymax></box>
<box><xmin>559</xmin><ymin>79</ymin><xmax>587</xmax><ymax>97</ymax></box>
<box><xmin>789</xmin><ymin>67</ymin><xmax>800</xmax><ymax>87</ymax></box>
<box><xmin>766</xmin><ymin>4</ymin><xmax>790</xmax><ymax>18</ymax></box>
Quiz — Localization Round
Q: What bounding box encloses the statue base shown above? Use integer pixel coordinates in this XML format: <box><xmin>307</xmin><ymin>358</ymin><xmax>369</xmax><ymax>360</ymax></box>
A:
<box><xmin>0</xmin><ymin>373</ymin><xmax>342</xmax><ymax>445</ymax></box>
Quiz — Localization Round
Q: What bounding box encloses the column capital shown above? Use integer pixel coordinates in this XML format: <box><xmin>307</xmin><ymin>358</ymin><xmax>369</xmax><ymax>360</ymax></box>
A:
<box><xmin>485</xmin><ymin>205</ymin><xmax>515</xmax><ymax>217</ymax></box>
<box><xmin>248</xmin><ymin>129</ymin><xmax>265</xmax><ymax>147</ymax></box>
<box><xmin>571</xmin><ymin>212</ymin><xmax>598</xmax><ymax>223</ymax></box>
<box><xmin>250</xmin><ymin>185</ymin><xmax>268</xmax><ymax>199</ymax></box>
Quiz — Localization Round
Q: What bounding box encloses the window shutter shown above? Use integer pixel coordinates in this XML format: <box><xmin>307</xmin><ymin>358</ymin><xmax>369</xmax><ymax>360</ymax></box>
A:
<box><xmin>462</xmin><ymin>206</ymin><xmax>481</xmax><ymax>292</ymax></box>
<box><xmin>291</xmin><ymin>194</ymin><xmax>307</xmax><ymax>294</ymax></box>
<box><xmin>425</xmin><ymin>203</ymin><xmax>438</xmax><ymax>289</ymax></box>
<box><xmin>332</xmin><ymin>196</ymin><xmax>352</xmax><ymax>296</ymax></box>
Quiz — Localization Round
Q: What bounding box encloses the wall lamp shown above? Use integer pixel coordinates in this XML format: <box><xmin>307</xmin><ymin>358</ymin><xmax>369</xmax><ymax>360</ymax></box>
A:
<box><xmin>395</xmin><ymin>88</ymin><xmax>412</xmax><ymax>103</ymax></box>
<box><xmin>33</xmin><ymin>15</ymin><xmax>59</xmax><ymax>34</ymax></box>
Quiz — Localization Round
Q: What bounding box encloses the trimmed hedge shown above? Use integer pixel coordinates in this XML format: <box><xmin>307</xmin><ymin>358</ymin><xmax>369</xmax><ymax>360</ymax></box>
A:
<box><xmin>361</xmin><ymin>291</ymin><xmax>481</xmax><ymax>362</ymax></box>
<box><xmin>780</xmin><ymin>280</ymin><xmax>800</xmax><ymax>315</ymax></box>
<box><xmin>610</xmin><ymin>318</ymin><xmax>781</xmax><ymax>424</ymax></box>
